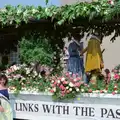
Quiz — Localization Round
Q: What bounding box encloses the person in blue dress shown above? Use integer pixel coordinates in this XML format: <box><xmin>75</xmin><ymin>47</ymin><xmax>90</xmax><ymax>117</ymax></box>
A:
<box><xmin>67</xmin><ymin>34</ymin><xmax>83</xmax><ymax>77</ymax></box>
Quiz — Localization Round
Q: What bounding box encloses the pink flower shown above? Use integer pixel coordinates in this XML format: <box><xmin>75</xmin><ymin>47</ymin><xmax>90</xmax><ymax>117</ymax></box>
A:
<box><xmin>54</xmin><ymin>81</ymin><xmax>57</xmax><ymax>85</ymax></box>
<box><xmin>74</xmin><ymin>82</ymin><xmax>81</xmax><ymax>87</ymax></box>
<box><xmin>114</xmin><ymin>74</ymin><xmax>120</xmax><ymax>80</ymax></box>
<box><xmin>72</xmin><ymin>74</ymin><xmax>76</xmax><ymax>77</ymax></box>
<box><xmin>76</xmin><ymin>77</ymin><xmax>82</xmax><ymax>81</ymax></box>
<box><xmin>50</xmin><ymin>89</ymin><xmax>54</xmax><ymax>93</ymax></box>
<box><xmin>59</xmin><ymin>84</ymin><xmax>65</xmax><ymax>90</ymax></box>
<box><xmin>100</xmin><ymin>90</ymin><xmax>104</xmax><ymax>93</ymax></box>
<box><xmin>61</xmin><ymin>91</ymin><xmax>65</xmax><ymax>97</ymax></box>
<box><xmin>84</xmin><ymin>83</ymin><xmax>88</xmax><ymax>87</ymax></box>
<box><xmin>76</xmin><ymin>73</ymin><xmax>78</xmax><ymax>77</ymax></box>
<box><xmin>65</xmin><ymin>72</ymin><xmax>69</xmax><ymax>77</ymax></box>
<box><xmin>57</xmin><ymin>83</ymin><xmax>60</xmax><ymax>86</ymax></box>
<box><xmin>112</xmin><ymin>91</ymin><xmax>116</xmax><ymax>95</ymax></box>
<box><xmin>62</xmin><ymin>81</ymin><xmax>68</xmax><ymax>85</ymax></box>
<box><xmin>88</xmin><ymin>89</ymin><xmax>92</xmax><ymax>93</ymax></box>
<box><xmin>66</xmin><ymin>90</ymin><xmax>70</xmax><ymax>94</ymax></box>
<box><xmin>51</xmin><ymin>84</ymin><xmax>55</xmax><ymax>87</ymax></box>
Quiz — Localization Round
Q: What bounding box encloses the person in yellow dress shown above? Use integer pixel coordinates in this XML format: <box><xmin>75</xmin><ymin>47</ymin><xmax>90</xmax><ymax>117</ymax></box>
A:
<box><xmin>81</xmin><ymin>32</ymin><xmax>105</xmax><ymax>85</ymax></box>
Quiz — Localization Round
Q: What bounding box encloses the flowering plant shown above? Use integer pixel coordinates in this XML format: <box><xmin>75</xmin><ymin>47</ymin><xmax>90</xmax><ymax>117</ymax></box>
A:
<box><xmin>49</xmin><ymin>73</ymin><xmax>85</xmax><ymax>100</ymax></box>
<box><xmin>111</xmin><ymin>64</ymin><xmax>120</xmax><ymax>81</ymax></box>
<box><xmin>4</xmin><ymin>64</ymin><xmax>52</xmax><ymax>93</ymax></box>
<box><xmin>4</xmin><ymin>63</ymin><xmax>120</xmax><ymax>100</ymax></box>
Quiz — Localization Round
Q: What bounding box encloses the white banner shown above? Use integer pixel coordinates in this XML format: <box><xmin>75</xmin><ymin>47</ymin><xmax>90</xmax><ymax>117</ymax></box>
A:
<box><xmin>11</xmin><ymin>100</ymin><xmax>120</xmax><ymax>120</ymax></box>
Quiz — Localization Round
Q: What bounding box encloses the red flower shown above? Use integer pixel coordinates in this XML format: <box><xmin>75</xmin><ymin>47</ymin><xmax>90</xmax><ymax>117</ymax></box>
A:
<box><xmin>100</xmin><ymin>90</ymin><xmax>104</xmax><ymax>93</ymax></box>
<box><xmin>88</xmin><ymin>89</ymin><xmax>92</xmax><ymax>93</ymax></box>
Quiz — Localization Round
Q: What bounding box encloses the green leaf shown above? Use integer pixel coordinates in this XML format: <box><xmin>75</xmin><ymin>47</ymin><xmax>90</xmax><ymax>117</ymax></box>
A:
<box><xmin>45</xmin><ymin>0</ymin><xmax>49</xmax><ymax>5</ymax></box>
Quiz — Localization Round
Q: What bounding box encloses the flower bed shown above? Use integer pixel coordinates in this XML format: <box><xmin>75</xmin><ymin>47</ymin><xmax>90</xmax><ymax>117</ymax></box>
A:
<box><xmin>4</xmin><ymin>64</ymin><xmax>120</xmax><ymax>100</ymax></box>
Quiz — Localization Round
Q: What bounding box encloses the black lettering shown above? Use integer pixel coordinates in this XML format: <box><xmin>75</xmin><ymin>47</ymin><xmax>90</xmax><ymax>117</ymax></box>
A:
<box><xmin>81</xmin><ymin>107</ymin><xmax>88</xmax><ymax>116</ymax></box>
<box><xmin>63</xmin><ymin>106</ymin><xmax>69</xmax><ymax>115</ymax></box>
<box><xmin>34</xmin><ymin>104</ymin><xmax>39</xmax><ymax>112</ymax></box>
<box><xmin>28</xmin><ymin>103</ymin><xmax>34</xmax><ymax>112</ymax></box>
<box><xmin>89</xmin><ymin>107</ymin><xmax>95</xmax><ymax>117</ymax></box>
<box><xmin>116</xmin><ymin>109</ymin><xmax>120</xmax><ymax>119</ymax></box>
<box><xmin>42</xmin><ymin>104</ymin><xmax>52</xmax><ymax>113</ymax></box>
<box><xmin>107</xmin><ymin>109</ymin><xmax>115</xmax><ymax>118</ymax></box>
<box><xmin>20</xmin><ymin>103</ymin><xmax>22</xmax><ymax>111</ymax></box>
<box><xmin>73</xmin><ymin>106</ymin><xmax>80</xmax><ymax>115</ymax></box>
<box><xmin>22</xmin><ymin>103</ymin><xmax>28</xmax><ymax>111</ymax></box>
<box><xmin>101</xmin><ymin>108</ymin><xmax>107</xmax><ymax>117</ymax></box>
<box><xmin>15</xmin><ymin>103</ymin><xmax>20</xmax><ymax>111</ymax></box>
<box><xmin>53</xmin><ymin>105</ymin><xmax>55</xmax><ymax>114</ymax></box>
<box><xmin>56</xmin><ymin>105</ymin><xmax>62</xmax><ymax>114</ymax></box>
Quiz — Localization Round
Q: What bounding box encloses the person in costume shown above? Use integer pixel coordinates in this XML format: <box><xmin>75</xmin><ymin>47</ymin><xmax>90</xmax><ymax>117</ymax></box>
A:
<box><xmin>0</xmin><ymin>74</ymin><xmax>13</xmax><ymax>120</ymax></box>
<box><xmin>81</xmin><ymin>32</ymin><xmax>104</xmax><ymax>85</ymax></box>
<box><xmin>67</xmin><ymin>33</ymin><xmax>83</xmax><ymax>77</ymax></box>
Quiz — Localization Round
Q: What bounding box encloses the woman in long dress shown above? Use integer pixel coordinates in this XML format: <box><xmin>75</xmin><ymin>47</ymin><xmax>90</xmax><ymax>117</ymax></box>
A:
<box><xmin>81</xmin><ymin>33</ymin><xmax>104</xmax><ymax>85</ymax></box>
<box><xmin>67</xmin><ymin>35</ymin><xmax>83</xmax><ymax>77</ymax></box>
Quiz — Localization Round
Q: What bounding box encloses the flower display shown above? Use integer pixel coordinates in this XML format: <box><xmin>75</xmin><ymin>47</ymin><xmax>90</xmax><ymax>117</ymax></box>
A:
<box><xmin>3</xmin><ymin>63</ymin><xmax>120</xmax><ymax>100</ymax></box>
<box><xmin>48</xmin><ymin>73</ymin><xmax>84</xmax><ymax>100</ymax></box>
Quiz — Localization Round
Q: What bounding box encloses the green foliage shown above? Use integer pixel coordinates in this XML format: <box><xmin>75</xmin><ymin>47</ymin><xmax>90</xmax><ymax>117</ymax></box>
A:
<box><xmin>45</xmin><ymin>0</ymin><xmax>49</xmax><ymax>5</ymax></box>
<box><xmin>0</xmin><ymin>0</ymin><xmax>118</xmax><ymax>27</ymax></box>
<box><xmin>19</xmin><ymin>35</ymin><xmax>54</xmax><ymax>66</ymax></box>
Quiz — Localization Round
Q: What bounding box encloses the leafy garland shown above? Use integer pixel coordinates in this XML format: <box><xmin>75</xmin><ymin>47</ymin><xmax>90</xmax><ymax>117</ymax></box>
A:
<box><xmin>0</xmin><ymin>0</ymin><xmax>120</xmax><ymax>42</ymax></box>
<box><xmin>0</xmin><ymin>0</ymin><xmax>119</xmax><ymax>27</ymax></box>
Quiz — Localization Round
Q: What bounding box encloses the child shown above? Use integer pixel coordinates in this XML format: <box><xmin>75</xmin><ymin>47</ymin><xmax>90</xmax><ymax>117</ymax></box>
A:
<box><xmin>0</xmin><ymin>74</ymin><xmax>13</xmax><ymax>120</ymax></box>
<box><xmin>104</xmin><ymin>69</ymin><xmax>111</xmax><ymax>84</ymax></box>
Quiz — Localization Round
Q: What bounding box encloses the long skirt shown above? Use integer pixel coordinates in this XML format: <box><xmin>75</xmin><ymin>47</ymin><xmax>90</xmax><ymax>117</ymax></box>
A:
<box><xmin>67</xmin><ymin>56</ymin><xmax>82</xmax><ymax>76</ymax></box>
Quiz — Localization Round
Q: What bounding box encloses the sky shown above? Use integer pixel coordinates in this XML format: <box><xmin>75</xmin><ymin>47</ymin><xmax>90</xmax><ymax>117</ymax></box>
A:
<box><xmin>0</xmin><ymin>0</ymin><xmax>60</xmax><ymax>8</ymax></box>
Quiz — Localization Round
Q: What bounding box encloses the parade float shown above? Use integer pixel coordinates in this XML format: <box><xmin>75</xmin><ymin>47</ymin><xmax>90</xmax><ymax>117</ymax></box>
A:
<box><xmin>0</xmin><ymin>0</ymin><xmax>120</xmax><ymax>119</ymax></box>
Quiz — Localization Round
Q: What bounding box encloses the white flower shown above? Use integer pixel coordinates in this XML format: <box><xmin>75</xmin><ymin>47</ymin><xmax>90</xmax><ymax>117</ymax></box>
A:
<box><xmin>115</xmin><ymin>90</ymin><xmax>118</xmax><ymax>93</ymax></box>
<box><xmin>32</xmin><ymin>9</ymin><xmax>38</xmax><ymax>14</ymax></box>
<box><xmin>45</xmin><ymin>89</ymin><xmax>48</xmax><ymax>92</ymax></box>
<box><xmin>53</xmin><ymin>87</ymin><xmax>56</xmax><ymax>92</ymax></box>
<box><xmin>69</xmin><ymin>88</ymin><xmax>72</xmax><ymax>91</ymax></box>
<box><xmin>51</xmin><ymin>80</ymin><xmax>54</xmax><ymax>83</ymax></box>
<box><xmin>81</xmin><ymin>89</ymin><xmax>84</xmax><ymax>92</ymax></box>
<box><xmin>76</xmin><ymin>88</ymin><xmax>79</xmax><ymax>92</ymax></box>
<box><xmin>69</xmin><ymin>82</ymin><xmax>74</xmax><ymax>87</ymax></box>
<box><xmin>103</xmin><ymin>89</ymin><xmax>107</xmax><ymax>93</ymax></box>
<box><xmin>57</xmin><ymin>80</ymin><xmax>60</xmax><ymax>83</ymax></box>
<box><xmin>48</xmin><ymin>88</ymin><xmax>51</xmax><ymax>90</ymax></box>
<box><xmin>33</xmin><ymin>71</ymin><xmax>38</xmax><ymax>76</ymax></box>
<box><xmin>21</xmin><ymin>77</ymin><xmax>26</xmax><ymax>80</ymax></box>
<box><xmin>111</xmin><ymin>73</ymin><xmax>114</xmax><ymax>80</ymax></box>
<box><xmin>61</xmin><ymin>77</ymin><xmax>65</xmax><ymax>81</ymax></box>
<box><xmin>74</xmin><ymin>78</ymin><xmax>77</xmax><ymax>81</ymax></box>
<box><xmin>66</xmin><ymin>86</ymin><xmax>69</xmax><ymax>89</ymax></box>
<box><xmin>12</xmin><ymin>65</ymin><xmax>19</xmax><ymax>71</ymax></box>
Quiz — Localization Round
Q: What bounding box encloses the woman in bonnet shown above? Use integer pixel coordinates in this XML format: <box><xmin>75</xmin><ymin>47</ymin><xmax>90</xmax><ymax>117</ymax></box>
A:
<box><xmin>81</xmin><ymin>32</ymin><xmax>104</xmax><ymax>86</ymax></box>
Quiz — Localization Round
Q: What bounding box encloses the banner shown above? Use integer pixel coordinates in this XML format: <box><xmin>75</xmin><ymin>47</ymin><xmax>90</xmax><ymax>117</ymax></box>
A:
<box><xmin>12</xmin><ymin>100</ymin><xmax>120</xmax><ymax>120</ymax></box>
